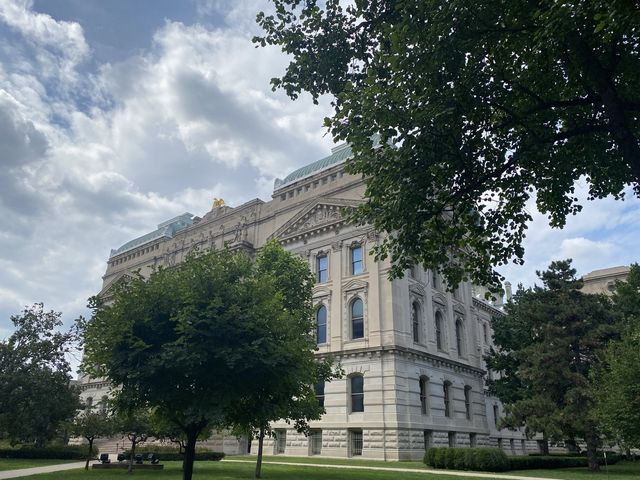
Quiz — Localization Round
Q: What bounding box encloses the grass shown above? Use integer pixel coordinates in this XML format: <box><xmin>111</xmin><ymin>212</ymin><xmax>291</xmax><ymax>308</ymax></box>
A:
<box><xmin>257</xmin><ymin>454</ymin><xmax>427</xmax><ymax>469</ymax></box>
<box><xmin>0</xmin><ymin>458</ymin><xmax>77</xmax><ymax>471</ymax></box>
<box><xmin>11</xmin><ymin>458</ymin><xmax>640</xmax><ymax>480</ymax></box>
<box><xmin>510</xmin><ymin>460</ymin><xmax>640</xmax><ymax>480</ymax></box>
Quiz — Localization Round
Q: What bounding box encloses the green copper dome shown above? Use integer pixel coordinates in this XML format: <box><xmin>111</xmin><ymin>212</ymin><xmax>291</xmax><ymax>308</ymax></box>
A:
<box><xmin>274</xmin><ymin>143</ymin><xmax>352</xmax><ymax>190</ymax></box>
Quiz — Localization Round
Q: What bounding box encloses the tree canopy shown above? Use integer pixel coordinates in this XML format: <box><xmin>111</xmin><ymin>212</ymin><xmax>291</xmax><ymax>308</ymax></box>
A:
<box><xmin>591</xmin><ymin>264</ymin><xmax>640</xmax><ymax>450</ymax></box>
<box><xmin>486</xmin><ymin>260</ymin><xmax>619</xmax><ymax>470</ymax></box>
<box><xmin>80</xmin><ymin>243</ymin><xmax>333</xmax><ymax>480</ymax></box>
<box><xmin>0</xmin><ymin>304</ymin><xmax>80</xmax><ymax>447</ymax></box>
<box><xmin>255</xmin><ymin>0</ymin><xmax>640</xmax><ymax>290</ymax></box>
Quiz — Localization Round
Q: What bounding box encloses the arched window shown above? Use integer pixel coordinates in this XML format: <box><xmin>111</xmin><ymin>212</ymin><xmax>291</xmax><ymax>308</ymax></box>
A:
<box><xmin>419</xmin><ymin>376</ymin><xmax>429</xmax><ymax>414</ymax></box>
<box><xmin>316</xmin><ymin>305</ymin><xmax>327</xmax><ymax>344</ymax></box>
<box><xmin>85</xmin><ymin>397</ymin><xmax>93</xmax><ymax>411</ymax></box>
<box><xmin>464</xmin><ymin>386</ymin><xmax>472</xmax><ymax>420</ymax></box>
<box><xmin>455</xmin><ymin>318</ymin><xmax>465</xmax><ymax>356</ymax></box>
<box><xmin>350</xmin><ymin>375</ymin><xmax>364</xmax><ymax>413</ymax></box>
<box><xmin>435</xmin><ymin>311</ymin><xmax>444</xmax><ymax>350</ymax></box>
<box><xmin>100</xmin><ymin>395</ymin><xmax>108</xmax><ymax>414</ymax></box>
<box><xmin>351</xmin><ymin>298</ymin><xmax>364</xmax><ymax>339</ymax></box>
<box><xmin>412</xmin><ymin>302</ymin><xmax>420</xmax><ymax>343</ymax></box>
<box><xmin>315</xmin><ymin>381</ymin><xmax>325</xmax><ymax>408</ymax></box>
<box><xmin>443</xmin><ymin>381</ymin><xmax>452</xmax><ymax>417</ymax></box>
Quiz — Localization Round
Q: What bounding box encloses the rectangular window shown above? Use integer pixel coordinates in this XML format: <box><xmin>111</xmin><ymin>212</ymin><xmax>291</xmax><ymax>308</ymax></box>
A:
<box><xmin>276</xmin><ymin>429</ymin><xmax>286</xmax><ymax>454</ymax></box>
<box><xmin>497</xmin><ymin>438</ymin><xmax>503</xmax><ymax>450</ymax></box>
<box><xmin>510</xmin><ymin>439</ymin><xmax>516</xmax><ymax>454</ymax></box>
<box><xmin>351</xmin><ymin>376</ymin><xmax>364</xmax><ymax>413</ymax></box>
<box><xmin>423</xmin><ymin>430</ymin><xmax>432</xmax><ymax>450</ymax></box>
<box><xmin>493</xmin><ymin>405</ymin><xmax>500</xmax><ymax>429</ymax></box>
<box><xmin>419</xmin><ymin>378</ymin><xmax>428</xmax><ymax>415</ymax></box>
<box><xmin>310</xmin><ymin>430</ymin><xmax>322</xmax><ymax>455</ymax></box>
<box><xmin>350</xmin><ymin>430</ymin><xmax>363</xmax><ymax>456</ymax></box>
<box><xmin>315</xmin><ymin>381</ymin><xmax>325</xmax><ymax>408</ymax></box>
<box><xmin>470</xmin><ymin>433</ymin><xmax>477</xmax><ymax>448</ymax></box>
<box><xmin>464</xmin><ymin>387</ymin><xmax>472</xmax><ymax>420</ymax></box>
<box><xmin>351</xmin><ymin>246</ymin><xmax>363</xmax><ymax>275</ymax></box>
<box><xmin>317</xmin><ymin>254</ymin><xmax>328</xmax><ymax>283</ymax></box>
<box><xmin>448</xmin><ymin>431</ymin><xmax>456</xmax><ymax>448</ymax></box>
<box><xmin>521</xmin><ymin>439</ymin><xmax>526</xmax><ymax>453</ymax></box>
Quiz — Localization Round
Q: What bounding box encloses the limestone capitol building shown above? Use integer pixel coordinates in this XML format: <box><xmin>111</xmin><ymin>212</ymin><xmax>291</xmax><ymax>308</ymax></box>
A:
<box><xmin>79</xmin><ymin>143</ymin><xmax>534</xmax><ymax>460</ymax></box>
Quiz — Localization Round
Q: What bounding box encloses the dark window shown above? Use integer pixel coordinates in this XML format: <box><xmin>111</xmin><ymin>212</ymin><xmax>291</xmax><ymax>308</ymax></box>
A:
<box><xmin>276</xmin><ymin>429</ymin><xmax>286</xmax><ymax>454</ymax></box>
<box><xmin>350</xmin><ymin>429</ymin><xmax>363</xmax><ymax>456</ymax></box>
<box><xmin>419</xmin><ymin>377</ymin><xmax>428</xmax><ymax>414</ymax></box>
<box><xmin>310</xmin><ymin>430</ymin><xmax>322</xmax><ymax>455</ymax></box>
<box><xmin>316</xmin><ymin>305</ymin><xmax>327</xmax><ymax>344</ymax></box>
<box><xmin>351</xmin><ymin>375</ymin><xmax>364</xmax><ymax>413</ymax></box>
<box><xmin>412</xmin><ymin>302</ymin><xmax>420</xmax><ymax>343</ymax></box>
<box><xmin>448</xmin><ymin>431</ymin><xmax>456</xmax><ymax>448</ymax></box>
<box><xmin>351</xmin><ymin>245</ymin><xmax>363</xmax><ymax>275</ymax></box>
<box><xmin>470</xmin><ymin>433</ymin><xmax>477</xmax><ymax>448</ymax></box>
<box><xmin>455</xmin><ymin>319</ymin><xmax>464</xmax><ymax>356</ymax></box>
<box><xmin>424</xmin><ymin>430</ymin><xmax>432</xmax><ymax>450</ymax></box>
<box><xmin>493</xmin><ymin>404</ymin><xmax>500</xmax><ymax>429</ymax></box>
<box><xmin>443</xmin><ymin>381</ymin><xmax>452</xmax><ymax>417</ymax></box>
<box><xmin>315</xmin><ymin>381</ymin><xmax>325</xmax><ymax>408</ymax></box>
<box><xmin>432</xmin><ymin>271</ymin><xmax>438</xmax><ymax>288</ymax></box>
<box><xmin>351</xmin><ymin>298</ymin><xmax>364</xmax><ymax>339</ymax></box>
<box><xmin>464</xmin><ymin>386</ymin><xmax>472</xmax><ymax>420</ymax></box>
<box><xmin>100</xmin><ymin>395</ymin><xmax>108</xmax><ymax>414</ymax></box>
<box><xmin>435</xmin><ymin>312</ymin><xmax>444</xmax><ymax>350</ymax></box>
<box><xmin>85</xmin><ymin>397</ymin><xmax>93</xmax><ymax>411</ymax></box>
<box><xmin>483</xmin><ymin>323</ymin><xmax>489</xmax><ymax>344</ymax></box>
<box><xmin>317</xmin><ymin>254</ymin><xmax>328</xmax><ymax>283</ymax></box>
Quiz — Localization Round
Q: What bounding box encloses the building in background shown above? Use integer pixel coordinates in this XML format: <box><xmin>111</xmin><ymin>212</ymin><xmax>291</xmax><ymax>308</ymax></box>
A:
<box><xmin>79</xmin><ymin>143</ymin><xmax>532</xmax><ymax>460</ymax></box>
<box><xmin>581</xmin><ymin>266</ymin><xmax>630</xmax><ymax>295</ymax></box>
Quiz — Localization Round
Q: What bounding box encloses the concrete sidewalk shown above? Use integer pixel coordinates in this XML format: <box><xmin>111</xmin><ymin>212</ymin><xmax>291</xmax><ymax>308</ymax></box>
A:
<box><xmin>0</xmin><ymin>462</ymin><xmax>85</xmax><ymax>479</ymax></box>
<box><xmin>223</xmin><ymin>458</ymin><xmax>564</xmax><ymax>480</ymax></box>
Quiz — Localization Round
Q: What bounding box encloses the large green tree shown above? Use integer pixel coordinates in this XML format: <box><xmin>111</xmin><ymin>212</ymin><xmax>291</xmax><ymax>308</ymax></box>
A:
<box><xmin>255</xmin><ymin>0</ymin><xmax>640</xmax><ymax>290</ymax></box>
<box><xmin>227</xmin><ymin>242</ymin><xmax>337</xmax><ymax>478</ymax></box>
<box><xmin>486</xmin><ymin>260</ymin><xmax>619</xmax><ymax>470</ymax></box>
<box><xmin>80</xmin><ymin>243</ymin><xmax>330</xmax><ymax>480</ymax></box>
<box><xmin>591</xmin><ymin>264</ymin><xmax>640</xmax><ymax>449</ymax></box>
<box><xmin>0</xmin><ymin>304</ymin><xmax>80</xmax><ymax>446</ymax></box>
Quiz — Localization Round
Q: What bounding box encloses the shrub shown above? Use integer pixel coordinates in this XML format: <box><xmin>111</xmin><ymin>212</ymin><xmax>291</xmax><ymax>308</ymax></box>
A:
<box><xmin>423</xmin><ymin>448</ymin><xmax>509</xmax><ymax>472</ymax></box>
<box><xmin>121</xmin><ymin>447</ymin><xmax>224</xmax><ymax>462</ymax></box>
<box><xmin>424</xmin><ymin>448</ymin><xmax>436</xmax><ymax>467</ymax></box>
<box><xmin>0</xmin><ymin>445</ymin><xmax>98</xmax><ymax>460</ymax></box>
<box><xmin>510</xmin><ymin>455</ymin><xmax>586</xmax><ymax>470</ymax></box>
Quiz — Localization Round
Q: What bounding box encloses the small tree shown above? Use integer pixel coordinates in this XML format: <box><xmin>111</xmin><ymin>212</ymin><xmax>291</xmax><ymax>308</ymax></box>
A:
<box><xmin>114</xmin><ymin>407</ymin><xmax>154</xmax><ymax>474</ymax></box>
<box><xmin>486</xmin><ymin>260</ymin><xmax>620</xmax><ymax>470</ymax></box>
<box><xmin>0</xmin><ymin>304</ymin><xmax>80</xmax><ymax>447</ymax></box>
<box><xmin>70</xmin><ymin>412</ymin><xmax>116</xmax><ymax>470</ymax></box>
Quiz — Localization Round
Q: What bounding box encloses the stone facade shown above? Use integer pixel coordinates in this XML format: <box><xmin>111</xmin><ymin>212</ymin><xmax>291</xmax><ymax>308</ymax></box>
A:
<box><xmin>79</xmin><ymin>143</ymin><xmax>534</xmax><ymax>459</ymax></box>
<box><xmin>581</xmin><ymin>266</ymin><xmax>630</xmax><ymax>295</ymax></box>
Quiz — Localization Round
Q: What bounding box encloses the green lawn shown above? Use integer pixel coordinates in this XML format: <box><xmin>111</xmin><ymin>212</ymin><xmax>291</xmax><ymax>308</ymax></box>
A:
<box><xmin>0</xmin><ymin>458</ymin><xmax>77</xmax><ymax>471</ymax></box>
<box><xmin>510</xmin><ymin>461</ymin><xmax>640</xmax><ymax>480</ymax></box>
<box><xmin>12</xmin><ymin>458</ymin><xmax>640</xmax><ymax>480</ymax></box>
<box><xmin>257</xmin><ymin>455</ymin><xmax>427</xmax><ymax>469</ymax></box>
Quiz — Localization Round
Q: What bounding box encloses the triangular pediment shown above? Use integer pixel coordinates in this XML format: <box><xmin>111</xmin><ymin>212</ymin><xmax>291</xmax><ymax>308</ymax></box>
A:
<box><xmin>342</xmin><ymin>278</ymin><xmax>368</xmax><ymax>293</ymax></box>
<box><xmin>269</xmin><ymin>197</ymin><xmax>360</xmax><ymax>243</ymax></box>
<box><xmin>99</xmin><ymin>273</ymin><xmax>136</xmax><ymax>298</ymax></box>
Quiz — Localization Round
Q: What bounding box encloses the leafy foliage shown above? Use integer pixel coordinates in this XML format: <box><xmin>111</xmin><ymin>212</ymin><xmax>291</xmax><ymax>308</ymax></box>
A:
<box><xmin>69</xmin><ymin>412</ymin><xmax>116</xmax><ymax>470</ymax></box>
<box><xmin>0</xmin><ymin>304</ymin><xmax>80</xmax><ymax>447</ymax></box>
<box><xmin>486</xmin><ymin>260</ymin><xmax>619</xmax><ymax>470</ymax></box>
<box><xmin>80</xmin><ymin>244</ymin><xmax>332</xmax><ymax>480</ymax></box>
<box><xmin>255</xmin><ymin>0</ymin><xmax>640</xmax><ymax>290</ymax></box>
<box><xmin>592</xmin><ymin>264</ymin><xmax>640</xmax><ymax>449</ymax></box>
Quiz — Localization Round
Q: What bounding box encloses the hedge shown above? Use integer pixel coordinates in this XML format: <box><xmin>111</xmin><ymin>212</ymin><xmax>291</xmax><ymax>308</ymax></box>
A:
<box><xmin>0</xmin><ymin>445</ymin><xmax>98</xmax><ymax>460</ymax></box>
<box><xmin>121</xmin><ymin>447</ymin><xmax>224</xmax><ymax>462</ymax></box>
<box><xmin>424</xmin><ymin>447</ymin><xmax>622</xmax><ymax>472</ymax></box>
<box><xmin>424</xmin><ymin>448</ymin><xmax>509</xmax><ymax>471</ymax></box>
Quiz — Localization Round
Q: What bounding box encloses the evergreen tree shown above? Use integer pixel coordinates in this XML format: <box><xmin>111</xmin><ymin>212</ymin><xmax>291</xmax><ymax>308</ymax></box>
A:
<box><xmin>486</xmin><ymin>260</ymin><xmax>619</xmax><ymax>470</ymax></box>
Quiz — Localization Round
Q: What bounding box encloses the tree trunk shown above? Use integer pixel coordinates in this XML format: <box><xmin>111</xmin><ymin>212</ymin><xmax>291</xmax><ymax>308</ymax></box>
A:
<box><xmin>585</xmin><ymin>428</ymin><xmax>600</xmax><ymax>472</ymax></box>
<box><xmin>85</xmin><ymin>438</ymin><xmax>94</xmax><ymax>470</ymax></box>
<box><xmin>128</xmin><ymin>436</ymin><xmax>136</xmax><ymax>474</ymax></box>
<box><xmin>255</xmin><ymin>427</ymin><xmax>265</xmax><ymax>479</ymax></box>
<box><xmin>541</xmin><ymin>438</ymin><xmax>549</xmax><ymax>455</ymax></box>
<box><xmin>182</xmin><ymin>429</ymin><xmax>198</xmax><ymax>480</ymax></box>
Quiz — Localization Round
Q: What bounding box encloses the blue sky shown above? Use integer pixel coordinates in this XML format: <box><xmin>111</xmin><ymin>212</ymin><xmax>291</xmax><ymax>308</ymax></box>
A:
<box><xmin>1</xmin><ymin>0</ymin><xmax>639</xmax><ymax>354</ymax></box>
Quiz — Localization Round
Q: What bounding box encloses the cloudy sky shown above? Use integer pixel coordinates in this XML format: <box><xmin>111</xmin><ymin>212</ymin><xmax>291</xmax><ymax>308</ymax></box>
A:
<box><xmin>1</xmin><ymin>0</ymin><xmax>639</xmax><ymax>353</ymax></box>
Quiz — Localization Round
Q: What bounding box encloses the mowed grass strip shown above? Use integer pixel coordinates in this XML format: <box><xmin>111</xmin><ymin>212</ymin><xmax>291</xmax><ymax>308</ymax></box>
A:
<box><xmin>0</xmin><ymin>459</ymin><xmax>77</xmax><ymax>471</ymax></box>
<box><xmin>13</xmin><ymin>458</ymin><xmax>640</xmax><ymax>480</ymax></box>
<box><xmin>12</xmin><ymin>459</ymin><xmax>487</xmax><ymax>479</ymax></box>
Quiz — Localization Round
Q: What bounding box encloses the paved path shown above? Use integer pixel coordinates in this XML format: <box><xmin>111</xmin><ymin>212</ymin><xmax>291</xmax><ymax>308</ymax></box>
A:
<box><xmin>224</xmin><ymin>458</ymin><xmax>563</xmax><ymax>480</ymax></box>
<box><xmin>0</xmin><ymin>462</ymin><xmax>85</xmax><ymax>479</ymax></box>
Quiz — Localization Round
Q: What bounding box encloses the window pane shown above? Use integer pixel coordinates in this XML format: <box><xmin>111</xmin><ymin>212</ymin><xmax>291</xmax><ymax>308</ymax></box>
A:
<box><xmin>351</xmin><ymin>430</ymin><xmax>363</xmax><ymax>456</ymax></box>
<box><xmin>351</xmin><ymin>246</ymin><xmax>363</xmax><ymax>274</ymax></box>
<box><xmin>317</xmin><ymin>255</ymin><xmax>328</xmax><ymax>283</ymax></box>
<box><xmin>351</xmin><ymin>299</ymin><xmax>363</xmax><ymax>317</ymax></box>
<box><xmin>316</xmin><ymin>306</ymin><xmax>327</xmax><ymax>344</ymax></box>
<box><xmin>315</xmin><ymin>381</ymin><xmax>325</xmax><ymax>408</ymax></box>
<box><xmin>351</xmin><ymin>299</ymin><xmax>364</xmax><ymax>339</ymax></box>
<box><xmin>352</xmin><ymin>318</ymin><xmax>364</xmax><ymax>339</ymax></box>
<box><xmin>351</xmin><ymin>376</ymin><xmax>364</xmax><ymax>413</ymax></box>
